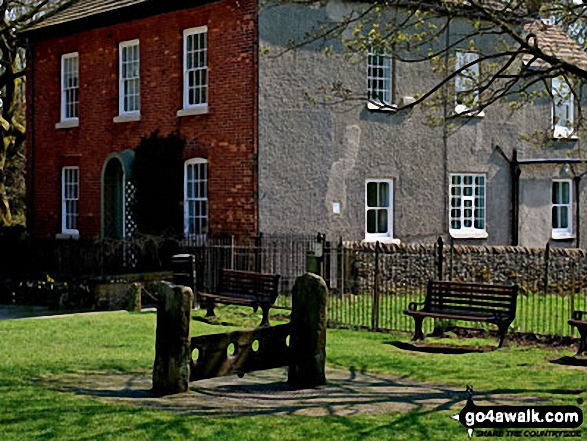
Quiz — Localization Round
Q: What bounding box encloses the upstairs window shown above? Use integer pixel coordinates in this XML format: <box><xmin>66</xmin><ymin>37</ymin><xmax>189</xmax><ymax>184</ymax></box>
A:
<box><xmin>182</xmin><ymin>26</ymin><xmax>208</xmax><ymax>111</ymax></box>
<box><xmin>119</xmin><ymin>40</ymin><xmax>140</xmax><ymax>116</ymax></box>
<box><xmin>61</xmin><ymin>52</ymin><xmax>79</xmax><ymax>122</ymax></box>
<box><xmin>449</xmin><ymin>173</ymin><xmax>487</xmax><ymax>238</ymax></box>
<box><xmin>552</xmin><ymin>179</ymin><xmax>572</xmax><ymax>238</ymax></box>
<box><xmin>455</xmin><ymin>50</ymin><xmax>480</xmax><ymax>113</ymax></box>
<box><xmin>365</xmin><ymin>179</ymin><xmax>393</xmax><ymax>241</ymax></box>
<box><xmin>552</xmin><ymin>76</ymin><xmax>574</xmax><ymax>138</ymax></box>
<box><xmin>367</xmin><ymin>48</ymin><xmax>393</xmax><ymax>108</ymax></box>
<box><xmin>61</xmin><ymin>166</ymin><xmax>79</xmax><ymax>234</ymax></box>
<box><xmin>184</xmin><ymin>158</ymin><xmax>208</xmax><ymax>242</ymax></box>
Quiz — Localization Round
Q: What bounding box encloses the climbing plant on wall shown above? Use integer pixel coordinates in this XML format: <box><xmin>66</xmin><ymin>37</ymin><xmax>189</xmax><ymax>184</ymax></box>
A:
<box><xmin>131</xmin><ymin>131</ymin><xmax>185</xmax><ymax>236</ymax></box>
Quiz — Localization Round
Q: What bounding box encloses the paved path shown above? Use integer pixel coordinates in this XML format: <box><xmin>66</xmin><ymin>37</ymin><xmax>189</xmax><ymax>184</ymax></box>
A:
<box><xmin>0</xmin><ymin>304</ymin><xmax>64</xmax><ymax>320</ymax></box>
<box><xmin>43</xmin><ymin>368</ymin><xmax>546</xmax><ymax>417</ymax></box>
<box><xmin>0</xmin><ymin>305</ymin><xmax>157</xmax><ymax>320</ymax></box>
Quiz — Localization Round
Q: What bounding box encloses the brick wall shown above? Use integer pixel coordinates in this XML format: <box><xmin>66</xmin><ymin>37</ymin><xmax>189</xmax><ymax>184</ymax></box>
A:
<box><xmin>27</xmin><ymin>0</ymin><xmax>258</xmax><ymax>239</ymax></box>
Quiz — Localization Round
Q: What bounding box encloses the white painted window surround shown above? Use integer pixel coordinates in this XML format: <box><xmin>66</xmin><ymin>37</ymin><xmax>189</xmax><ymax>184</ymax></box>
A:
<box><xmin>184</xmin><ymin>158</ymin><xmax>208</xmax><ymax>242</ymax></box>
<box><xmin>61</xmin><ymin>166</ymin><xmax>79</xmax><ymax>236</ymax></box>
<box><xmin>552</xmin><ymin>77</ymin><xmax>574</xmax><ymax>138</ymax></box>
<box><xmin>178</xmin><ymin>26</ymin><xmax>208</xmax><ymax>117</ymax></box>
<box><xmin>57</xmin><ymin>52</ymin><xmax>79</xmax><ymax>129</ymax></box>
<box><xmin>552</xmin><ymin>179</ymin><xmax>573</xmax><ymax>239</ymax></box>
<box><xmin>367</xmin><ymin>48</ymin><xmax>393</xmax><ymax>110</ymax></box>
<box><xmin>449</xmin><ymin>173</ymin><xmax>488</xmax><ymax>239</ymax></box>
<box><xmin>116</xmin><ymin>39</ymin><xmax>140</xmax><ymax>121</ymax></box>
<box><xmin>455</xmin><ymin>50</ymin><xmax>480</xmax><ymax>115</ymax></box>
<box><xmin>365</xmin><ymin>179</ymin><xmax>399</xmax><ymax>243</ymax></box>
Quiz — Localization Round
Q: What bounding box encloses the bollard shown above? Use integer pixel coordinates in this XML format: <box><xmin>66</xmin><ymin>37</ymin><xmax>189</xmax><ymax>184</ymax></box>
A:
<box><xmin>288</xmin><ymin>273</ymin><xmax>328</xmax><ymax>388</ymax></box>
<box><xmin>152</xmin><ymin>282</ymin><xmax>193</xmax><ymax>395</ymax></box>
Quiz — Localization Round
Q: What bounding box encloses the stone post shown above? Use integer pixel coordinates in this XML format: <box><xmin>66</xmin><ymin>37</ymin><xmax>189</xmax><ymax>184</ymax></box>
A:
<box><xmin>127</xmin><ymin>282</ymin><xmax>141</xmax><ymax>312</ymax></box>
<box><xmin>152</xmin><ymin>282</ymin><xmax>193</xmax><ymax>395</ymax></box>
<box><xmin>288</xmin><ymin>273</ymin><xmax>327</xmax><ymax>388</ymax></box>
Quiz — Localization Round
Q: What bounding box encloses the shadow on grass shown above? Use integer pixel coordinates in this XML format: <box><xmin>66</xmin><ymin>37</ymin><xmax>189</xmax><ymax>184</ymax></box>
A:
<box><xmin>192</xmin><ymin>316</ymin><xmax>235</xmax><ymax>326</ymax></box>
<box><xmin>549</xmin><ymin>356</ymin><xmax>587</xmax><ymax>367</ymax></box>
<box><xmin>388</xmin><ymin>341</ymin><xmax>497</xmax><ymax>354</ymax></box>
<box><xmin>39</xmin><ymin>366</ymin><xmax>550</xmax><ymax>418</ymax></box>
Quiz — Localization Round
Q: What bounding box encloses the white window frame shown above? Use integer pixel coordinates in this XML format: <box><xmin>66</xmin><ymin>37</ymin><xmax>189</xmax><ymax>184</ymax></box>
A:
<box><xmin>61</xmin><ymin>166</ymin><xmax>79</xmax><ymax>235</ymax></box>
<box><xmin>60</xmin><ymin>52</ymin><xmax>79</xmax><ymax>124</ymax></box>
<box><xmin>178</xmin><ymin>26</ymin><xmax>208</xmax><ymax>116</ymax></box>
<box><xmin>365</xmin><ymin>179</ymin><xmax>394</xmax><ymax>242</ymax></box>
<box><xmin>552</xmin><ymin>77</ymin><xmax>574</xmax><ymax>138</ymax></box>
<box><xmin>552</xmin><ymin>179</ymin><xmax>573</xmax><ymax>238</ymax></box>
<box><xmin>184</xmin><ymin>158</ymin><xmax>208</xmax><ymax>242</ymax></box>
<box><xmin>118</xmin><ymin>39</ymin><xmax>140</xmax><ymax>118</ymax></box>
<box><xmin>449</xmin><ymin>173</ymin><xmax>488</xmax><ymax>239</ymax></box>
<box><xmin>455</xmin><ymin>50</ymin><xmax>480</xmax><ymax>114</ymax></box>
<box><xmin>367</xmin><ymin>47</ymin><xmax>393</xmax><ymax>109</ymax></box>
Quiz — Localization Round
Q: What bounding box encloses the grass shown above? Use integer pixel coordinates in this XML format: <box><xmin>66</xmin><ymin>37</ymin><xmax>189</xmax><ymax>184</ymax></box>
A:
<box><xmin>0</xmin><ymin>305</ymin><xmax>585</xmax><ymax>440</ymax></box>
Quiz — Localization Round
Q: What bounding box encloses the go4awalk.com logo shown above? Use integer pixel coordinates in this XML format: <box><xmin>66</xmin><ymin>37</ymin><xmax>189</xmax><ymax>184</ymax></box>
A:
<box><xmin>452</xmin><ymin>387</ymin><xmax>583</xmax><ymax>438</ymax></box>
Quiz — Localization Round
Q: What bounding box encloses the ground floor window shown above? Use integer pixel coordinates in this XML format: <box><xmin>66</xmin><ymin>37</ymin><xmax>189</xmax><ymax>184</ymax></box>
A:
<box><xmin>365</xmin><ymin>179</ymin><xmax>393</xmax><ymax>241</ymax></box>
<box><xmin>61</xmin><ymin>166</ymin><xmax>79</xmax><ymax>234</ymax></box>
<box><xmin>184</xmin><ymin>158</ymin><xmax>208</xmax><ymax>240</ymax></box>
<box><xmin>552</xmin><ymin>179</ymin><xmax>572</xmax><ymax>238</ymax></box>
<box><xmin>449</xmin><ymin>173</ymin><xmax>486</xmax><ymax>238</ymax></box>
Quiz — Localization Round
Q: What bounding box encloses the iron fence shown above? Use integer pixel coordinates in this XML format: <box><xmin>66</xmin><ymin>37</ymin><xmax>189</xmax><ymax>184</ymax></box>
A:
<box><xmin>328</xmin><ymin>238</ymin><xmax>587</xmax><ymax>338</ymax></box>
<box><xmin>3</xmin><ymin>230</ymin><xmax>587</xmax><ymax>338</ymax></box>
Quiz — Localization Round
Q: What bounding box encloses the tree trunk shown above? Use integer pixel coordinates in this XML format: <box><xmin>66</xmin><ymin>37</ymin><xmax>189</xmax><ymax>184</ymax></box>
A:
<box><xmin>0</xmin><ymin>170</ymin><xmax>12</xmax><ymax>226</ymax></box>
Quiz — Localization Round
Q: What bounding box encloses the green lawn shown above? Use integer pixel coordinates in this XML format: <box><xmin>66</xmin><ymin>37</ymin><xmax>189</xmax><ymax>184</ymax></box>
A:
<box><xmin>0</xmin><ymin>306</ymin><xmax>585</xmax><ymax>440</ymax></box>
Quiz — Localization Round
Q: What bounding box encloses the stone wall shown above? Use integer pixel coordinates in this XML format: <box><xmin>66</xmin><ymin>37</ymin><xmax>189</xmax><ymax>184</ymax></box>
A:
<box><xmin>343</xmin><ymin>241</ymin><xmax>587</xmax><ymax>295</ymax></box>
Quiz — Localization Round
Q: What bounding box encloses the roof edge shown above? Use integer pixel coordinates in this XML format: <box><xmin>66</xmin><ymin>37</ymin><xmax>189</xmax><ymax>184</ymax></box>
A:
<box><xmin>19</xmin><ymin>0</ymin><xmax>218</xmax><ymax>43</ymax></box>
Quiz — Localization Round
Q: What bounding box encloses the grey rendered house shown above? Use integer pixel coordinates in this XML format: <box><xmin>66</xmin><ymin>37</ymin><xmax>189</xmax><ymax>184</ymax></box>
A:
<box><xmin>257</xmin><ymin>1</ymin><xmax>587</xmax><ymax>248</ymax></box>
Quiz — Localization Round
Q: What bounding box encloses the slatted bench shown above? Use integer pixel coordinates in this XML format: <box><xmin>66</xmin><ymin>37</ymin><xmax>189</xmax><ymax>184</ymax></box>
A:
<box><xmin>404</xmin><ymin>280</ymin><xmax>519</xmax><ymax>348</ymax></box>
<box><xmin>568</xmin><ymin>310</ymin><xmax>587</xmax><ymax>356</ymax></box>
<box><xmin>198</xmin><ymin>269</ymin><xmax>281</xmax><ymax>327</ymax></box>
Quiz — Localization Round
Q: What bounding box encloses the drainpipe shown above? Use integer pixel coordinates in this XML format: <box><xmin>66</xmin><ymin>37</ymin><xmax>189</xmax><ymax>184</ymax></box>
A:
<box><xmin>511</xmin><ymin>149</ymin><xmax>521</xmax><ymax>246</ymax></box>
<box><xmin>575</xmin><ymin>175</ymin><xmax>581</xmax><ymax>248</ymax></box>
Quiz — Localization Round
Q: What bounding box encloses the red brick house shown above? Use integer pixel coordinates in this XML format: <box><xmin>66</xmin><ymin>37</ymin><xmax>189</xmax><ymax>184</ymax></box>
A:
<box><xmin>21</xmin><ymin>0</ymin><xmax>258</xmax><ymax>241</ymax></box>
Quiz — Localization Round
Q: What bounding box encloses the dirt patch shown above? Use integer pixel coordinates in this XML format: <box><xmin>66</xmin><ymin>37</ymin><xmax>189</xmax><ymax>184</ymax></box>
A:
<box><xmin>38</xmin><ymin>368</ymin><xmax>548</xmax><ymax>417</ymax></box>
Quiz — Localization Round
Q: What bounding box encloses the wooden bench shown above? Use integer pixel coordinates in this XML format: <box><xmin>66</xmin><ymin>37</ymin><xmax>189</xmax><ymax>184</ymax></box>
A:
<box><xmin>568</xmin><ymin>310</ymin><xmax>587</xmax><ymax>356</ymax></box>
<box><xmin>198</xmin><ymin>269</ymin><xmax>280</xmax><ymax>327</ymax></box>
<box><xmin>404</xmin><ymin>280</ymin><xmax>518</xmax><ymax>348</ymax></box>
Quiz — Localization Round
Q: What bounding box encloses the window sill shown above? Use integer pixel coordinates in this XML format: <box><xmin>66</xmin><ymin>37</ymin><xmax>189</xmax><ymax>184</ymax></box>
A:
<box><xmin>449</xmin><ymin>230</ymin><xmax>488</xmax><ymax>239</ymax></box>
<box><xmin>552</xmin><ymin>233</ymin><xmax>574</xmax><ymax>241</ymax></box>
<box><xmin>454</xmin><ymin>105</ymin><xmax>485</xmax><ymax>118</ymax></box>
<box><xmin>55</xmin><ymin>232</ymin><xmax>80</xmax><ymax>240</ymax></box>
<box><xmin>55</xmin><ymin>119</ymin><xmax>79</xmax><ymax>129</ymax></box>
<box><xmin>113</xmin><ymin>113</ymin><xmax>141</xmax><ymax>123</ymax></box>
<box><xmin>552</xmin><ymin>129</ymin><xmax>577</xmax><ymax>140</ymax></box>
<box><xmin>177</xmin><ymin>105</ymin><xmax>209</xmax><ymax>117</ymax></box>
<box><xmin>366</xmin><ymin>102</ymin><xmax>397</xmax><ymax>112</ymax></box>
<box><xmin>362</xmin><ymin>237</ymin><xmax>401</xmax><ymax>245</ymax></box>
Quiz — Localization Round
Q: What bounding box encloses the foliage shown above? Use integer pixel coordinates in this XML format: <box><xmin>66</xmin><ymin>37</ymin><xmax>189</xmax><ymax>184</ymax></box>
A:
<box><xmin>266</xmin><ymin>0</ymin><xmax>587</xmax><ymax>138</ymax></box>
<box><xmin>131</xmin><ymin>131</ymin><xmax>185</xmax><ymax>236</ymax></box>
<box><xmin>0</xmin><ymin>0</ymin><xmax>75</xmax><ymax>226</ymax></box>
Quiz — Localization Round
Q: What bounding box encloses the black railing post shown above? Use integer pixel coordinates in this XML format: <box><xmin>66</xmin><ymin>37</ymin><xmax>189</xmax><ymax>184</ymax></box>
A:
<box><xmin>544</xmin><ymin>243</ymin><xmax>550</xmax><ymax>297</ymax></box>
<box><xmin>337</xmin><ymin>236</ymin><xmax>344</xmax><ymax>296</ymax></box>
<box><xmin>172</xmin><ymin>254</ymin><xmax>197</xmax><ymax>309</ymax></box>
<box><xmin>449</xmin><ymin>236</ymin><xmax>455</xmax><ymax>281</ymax></box>
<box><xmin>372</xmin><ymin>241</ymin><xmax>381</xmax><ymax>331</ymax></box>
<box><xmin>254</xmin><ymin>233</ymin><xmax>263</xmax><ymax>273</ymax></box>
<box><xmin>436</xmin><ymin>236</ymin><xmax>444</xmax><ymax>280</ymax></box>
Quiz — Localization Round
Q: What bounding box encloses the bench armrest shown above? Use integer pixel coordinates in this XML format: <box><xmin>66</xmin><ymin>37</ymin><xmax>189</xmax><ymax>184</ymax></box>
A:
<box><xmin>572</xmin><ymin>310</ymin><xmax>587</xmax><ymax>321</ymax></box>
<box><xmin>407</xmin><ymin>301</ymin><xmax>426</xmax><ymax>311</ymax></box>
